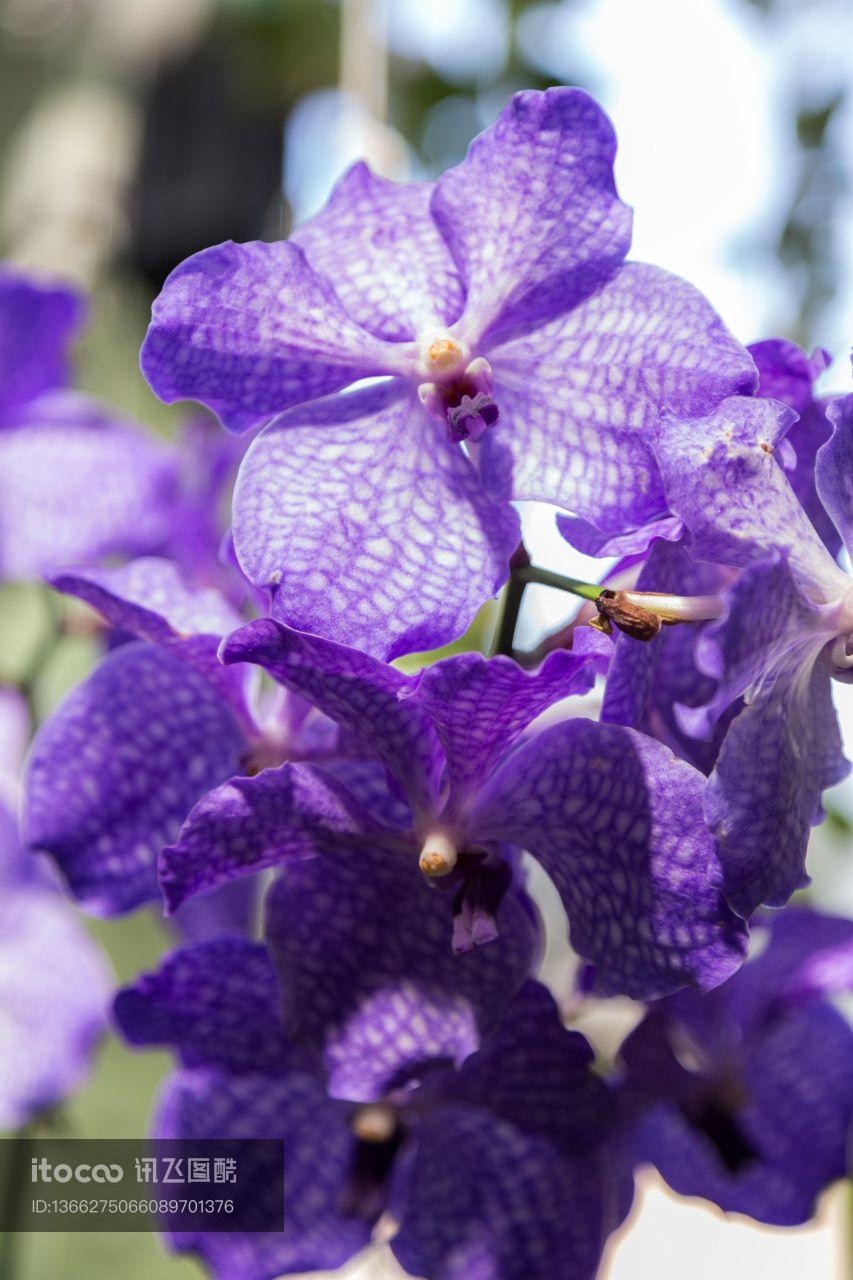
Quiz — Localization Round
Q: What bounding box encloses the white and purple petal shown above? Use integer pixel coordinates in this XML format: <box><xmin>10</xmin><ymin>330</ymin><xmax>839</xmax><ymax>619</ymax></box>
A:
<box><xmin>50</xmin><ymin>557</ymin><xmax>243</xmax><ymax>642</ymax></box>
<box><xmin>114</xmin><ymin>937</ymin><xmax>312</xmax><ymax>1076</ymax></box>
<box><xmin>654</xmin><ymin>394</ymin><xmax>845</xmax><ymax>600</ymax></box>
<box><xmin>679</xmin><ymin>554</ymin><xmax>828</xmax><ymax>741</ymax></box>
<box><xmin>140</xmin><ymin>239</ymin><xmax>402</xmax><ymax>433</ymax></box>
<box><xmin>486</xmin><ymin>264</ymin><xmax>756</xmax><ymax>540</ymax></box>
<box><xmin>50</xmin><ymin>557</ymin><xmax>253</xmax><ymax>723</ymax></box>
<box><xmin>292</xmin><ymin>162</ymin><xmax>465</xmax><ymax>341</ymax></box>
<box><xmin>231</xmin><ymin>380</ymin><xmax>519</xmax><ymax>659</ymax></box>
<box><xmin>158</xmin><ymin>762</ymin><xmax>398</xmax><ymax>913</ymax></box>
<box><xmin>434</xmin><ymin>87</ymin><xmax>632</xmax><ymax>347</ymax></box>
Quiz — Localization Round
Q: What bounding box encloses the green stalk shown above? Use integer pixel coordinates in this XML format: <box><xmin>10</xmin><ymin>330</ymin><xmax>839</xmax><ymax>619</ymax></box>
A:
<box><xmin>514</xmin><ymin>565</ymin><xmax>604</xmax><ymax>602</ymax></box>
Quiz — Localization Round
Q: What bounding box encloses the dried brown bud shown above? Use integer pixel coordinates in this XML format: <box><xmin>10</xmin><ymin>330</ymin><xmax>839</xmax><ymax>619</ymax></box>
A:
<box><xmin>594</xmin><ymin>591</ymin><xmax>662</xmax><ymax>642</ymax></box>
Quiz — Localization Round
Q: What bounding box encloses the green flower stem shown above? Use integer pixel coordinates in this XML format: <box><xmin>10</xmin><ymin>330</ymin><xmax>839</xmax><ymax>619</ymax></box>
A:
<box><xmin>493</xmin><ymin>551</ymin><xmax>606</xmax><ymax>657</ymax></box>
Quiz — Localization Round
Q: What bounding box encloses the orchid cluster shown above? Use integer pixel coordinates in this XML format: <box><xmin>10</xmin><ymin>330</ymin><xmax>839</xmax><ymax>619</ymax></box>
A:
<box><xmin>3</xmin><ymin>86</ymin><xmax>853</xmax><ymax>1278</ymax></box>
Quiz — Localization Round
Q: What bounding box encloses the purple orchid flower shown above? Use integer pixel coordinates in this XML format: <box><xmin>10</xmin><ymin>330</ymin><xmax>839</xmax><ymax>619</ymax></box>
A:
<box><xmin>620</xmin><ymin>906</ymin><xmax>853</xmax><ymax>1224</ymax></box>
<box><xmin>118</xmin><ymin>821</ymin><xmax>539</xmax><ymax>1104</ymax></box>
<box><xmin>0</xmin><ymin>687</ymin><xmax>112</xmax><ymax>1128</ymax></box>
<box><xmin>650</xmin><ymin>388</ymin><xmax>853</xmax><ymax>917</ymax></box>
<box><xmin>159</xmin><ymin>619</ymin><xmax>749</xmax><ymax>999</ymax></box>
<box><xmin>116</xmin><ymin>927</ymin><xmax>627</xmax><ymax>1280</ymax></box>
<box><xmin>0</xmin><ymin>268</ymin><xmax>184</xmax><ymax>580</ymax></box>
<box><xmin>22</xmin><ymin>558</ymin><xmax>327</xmax><ymax>916</ymax></box>
<box><xmin>140</xmin><ymin>87</ymin><xmax>756</xmax><ymax>659</ymax></box>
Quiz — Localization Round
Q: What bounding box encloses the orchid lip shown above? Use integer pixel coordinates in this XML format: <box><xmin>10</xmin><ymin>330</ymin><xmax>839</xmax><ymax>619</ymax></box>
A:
<box><xmin>417</xmin><ymin>354</ymin><xmax>499</xmax><ymax>442</ymax></box>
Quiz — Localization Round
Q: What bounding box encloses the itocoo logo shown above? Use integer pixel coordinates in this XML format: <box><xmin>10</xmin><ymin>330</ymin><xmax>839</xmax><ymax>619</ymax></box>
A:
<box><xmin>31</xmin><ymin>1158</ymin><xmax>123</xmax><ymax>1184</ymax></box>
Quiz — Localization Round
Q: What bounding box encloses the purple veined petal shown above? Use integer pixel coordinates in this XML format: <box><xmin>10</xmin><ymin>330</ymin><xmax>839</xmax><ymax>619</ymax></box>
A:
<box><xmin>292</xmin><ymin>161</ymin><xmax>466</xmax><ymax>342</ymax></box>
<box><xmin>632</xmin><ymin>1001</ymin><xmax>853</xmax><ymax>1226</ymax></box>
<box><xmin>402</xmin><ymin>643</ymin><xmax>600</xmax><ymax>820</ymax></box>
<box><xmin>816</xmin><ymin>394</ymin><xmax>853</xmax><ymax>560</ymax></box>
<box><xmin>452</xmin><ymin>981</ymin><xmax>613</xmax><ymax>1158</ymax></box>
<box><xmin>221</xmin><ymin>618</ymin><xmax>444</xmax><ymax>822</ymax></box>
<box><xmin>558</xmin><ymin>512</ymin><xmax>683</xmax><ymax>559</ymax></box>
<box><xmin>704</xmin><ymin>656</ymin><xmax>850</xmax><ymax>919</ymax></box>
<box><xmin>140</xmin><ymin>239</ymin><xmax>404</xmax><ymax>434</ymax></box>
<box><xmin>391</xmin><ymin>1103</ymin><xmax>612</xmax><ymax>1280</ymax></box>
<box><xmin>231</xmin><ymin>379</ymin><xmax>519</xmax><ymax>661</ymax></box>
<box><xmin>155</xmin><ymin>1068</ymin><xmax>368</xmax><ymax>1280</ymax></box>
<box><xmin>0</xmin><ymin>269</ymin><xmax>83</xmax><ymax>420</ymax></box>
<box><xmin>24</xmin><ymin>642</ymin><xmax>248</xmax><ymax>915</ymax></box>
<box><xmin>433</xmin><ymin>87</ymin><xmax>632</xmax><ymax>348</ymax></box>
<box><xmin>470</xmin><ymin>719</ymin><xmax>749</xmax><ymax>999</ymax></box>
<box><xmin>323</xmin><ymin>757</ymin><xmax>414</xmax><ymax>829</ymax></box>
<box><xmin>48</xmin><ymin>558</ymin><xmax>255</xmax><ymax>728</ymax></box>
<box><xmin>158</xmin><ymin>761</ymin><xmax>402</xmax><ymax>913</ymax></box>
<box><xmin>749</xmin><ymin>338</ymin><xmax>831</xmax><ymax>414</ymax></box>
<box><xmin>654</xmin><ymin>394</ymin><xmax>848</xmax><ymax>601</ymax></box>
<box><xmin>670</xmin><ymin>555</ymin><xmax>848</xmax><ymax>917</ymax></box>
<box><xmin>677</xmin><ymin>553</ymin><xmax>830</xmax><ymax>741</ymax></box>
<box><xmin>114</xmin><ymin>937</ymin><xmax>313</xmax><ymax>1076</ymax></box>
<box><xmin>0</xmin><ymin>884</ymin><xmax>112</xmax><ymax>1128</ymax></box>
<box><xmin>49</xmin><ymin>557</ymin><xmax>244</xmax><ymax>642</ymax></box>
<box><xmin>751</xmin><ymin>339</ymin><xmax>839</xmax><ymax>556</ymax></box>
<box><xmin>0</xmin><ymin>391</ymin><xmax>183</xmax><ymax>580</ymax></box>
<box><xmin>484</xmin><ymin>263</ymin><xmax>757</xmax><ymax>537</ymax></box>
<box><xmin>264</xmin><ymin>847</ymin><xmax>538</xmax><ymax>1103</ymax></box>
<box><xmin>739</xmin><ymin>1001</ymin><xmax>853</xmax><ymax>1216</ymax></box>
<box><xmin>601</xmin><ymin>540</ymin><xmax>734</xmax><ymax>772</ymax></box>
